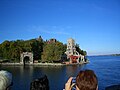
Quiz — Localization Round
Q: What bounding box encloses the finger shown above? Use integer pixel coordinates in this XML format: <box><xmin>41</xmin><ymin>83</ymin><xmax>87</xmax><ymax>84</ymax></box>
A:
<box><xmin>76</xmin><ymin>85</ymin><xmax>79</xmax><ymax>90</ymax></box>
<box><xmin>65</xmin><ymin>77</ymin><xmax>73</xmax><ymax>90</ymax></box>
<box><xmin>67</xmin><ymin>77</ymin><xmax>73</xmax><ymax>83</ymax></box>
<box><xmin>70</xmin><ymin>83</ymin><xmax>76</xmax><ymax>89</ymax></box>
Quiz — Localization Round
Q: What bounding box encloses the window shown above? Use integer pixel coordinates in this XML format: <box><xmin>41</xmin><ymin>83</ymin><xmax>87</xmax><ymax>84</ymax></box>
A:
<box><xmin>68</xmin><ymin>49</ymin><xmax>70</xmax><ymax>51</ymax></box>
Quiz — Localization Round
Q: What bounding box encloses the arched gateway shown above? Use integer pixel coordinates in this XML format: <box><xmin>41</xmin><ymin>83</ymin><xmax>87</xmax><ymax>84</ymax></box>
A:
<box><xmin>20</xmin><ymin>52</ymin><xmax>33</xmax><ymax>64</ymax></box>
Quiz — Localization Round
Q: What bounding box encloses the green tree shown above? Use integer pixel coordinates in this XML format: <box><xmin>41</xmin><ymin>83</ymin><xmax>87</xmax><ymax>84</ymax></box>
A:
<box><xmin>76</xmin><ymin>44</ymin><xmax>87</xmax><ymax>56</ymax></box>
<box><xmin>30</xmin><ymin>39</ymin><xmax>43</xmax><ymax>60</ymax></box>
<box><xmin>41</xmin><ymin>41</ymin><xmax>66</xmax><ymax>62</ymax></box>
<box><xmin>0</xmin><ymin>36</ymin><xmax>87</xmax><ymax>63</ymax></box>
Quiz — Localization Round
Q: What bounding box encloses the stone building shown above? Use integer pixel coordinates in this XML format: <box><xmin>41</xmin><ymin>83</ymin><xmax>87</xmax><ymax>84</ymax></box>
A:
<box><xmin>20</xmin><ymin>52</ymin><xmax>33</xmax><ymax>64</ymax></box>
<box><xmin>47</xmin><ymin>38</ymin><xmax>56</xmax><ymax>44</ymax></box>
<box><xmin>65</xmin><ymin>38</ymin><xmax>84</xmax><ymax>63</ymax></box>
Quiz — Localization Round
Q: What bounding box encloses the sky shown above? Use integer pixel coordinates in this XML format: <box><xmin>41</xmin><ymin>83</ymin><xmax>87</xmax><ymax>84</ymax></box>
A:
<box><xmin>0</xmin><ymin>0</ymin><xmax>120</xmax><ymax>55</ymax></box>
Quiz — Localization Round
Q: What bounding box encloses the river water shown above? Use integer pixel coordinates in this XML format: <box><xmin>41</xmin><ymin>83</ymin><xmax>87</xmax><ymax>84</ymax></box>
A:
<box><xmin>0</xmin><ymin>56</ymin><xmax>120</xmax><ymax>90</ymax></box>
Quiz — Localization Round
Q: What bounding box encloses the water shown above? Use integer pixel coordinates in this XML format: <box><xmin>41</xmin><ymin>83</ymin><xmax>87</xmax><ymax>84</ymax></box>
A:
<box><xmin>0</xmin><ymin>56</ymin><xmax>120</xmax><ymax>90</ymax></box>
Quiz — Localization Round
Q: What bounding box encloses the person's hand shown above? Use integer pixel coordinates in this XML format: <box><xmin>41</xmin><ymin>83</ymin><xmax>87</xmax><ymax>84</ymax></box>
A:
<box><xmin>65</xmin><ymin>77</ymin><xmax>73</xmax><ymax>90</ymax></box>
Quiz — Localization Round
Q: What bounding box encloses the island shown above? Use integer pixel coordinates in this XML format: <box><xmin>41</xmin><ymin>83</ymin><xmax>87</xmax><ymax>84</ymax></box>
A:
<box><xmin>111</xmin><ymin>54</ymin><xmax>120</xmax><ymax>56</ymax></box>
<box><xmin>0</xmin><ymin>36</ymin><xmax>88</xmax><ymax>66</ymax></box>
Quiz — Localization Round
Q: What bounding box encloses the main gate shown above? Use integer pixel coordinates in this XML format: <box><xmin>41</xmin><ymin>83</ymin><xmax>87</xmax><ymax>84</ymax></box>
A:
<box><xmin>20</xmin><ymin>52</ymin><xmax>33</xmax><ymax>64</ymax></box>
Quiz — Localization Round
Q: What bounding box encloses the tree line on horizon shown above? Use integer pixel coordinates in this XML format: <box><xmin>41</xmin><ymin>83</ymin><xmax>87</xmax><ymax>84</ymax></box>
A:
<box><xmin>0</xmin><ymin>36</ymin><xmax>87</xmax><ymax>63</ymax></box>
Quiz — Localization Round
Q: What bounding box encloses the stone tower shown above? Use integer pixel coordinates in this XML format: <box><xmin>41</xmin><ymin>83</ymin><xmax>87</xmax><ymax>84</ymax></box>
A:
<box><xmin>65</xmin><ymin>38</ymin><xmax>80</xmax><ymax>63</ymax></box>
<box><xmin>66</xmin><ymin>38</ymin><xmax>76</xmax><ymax>56</ymax></box>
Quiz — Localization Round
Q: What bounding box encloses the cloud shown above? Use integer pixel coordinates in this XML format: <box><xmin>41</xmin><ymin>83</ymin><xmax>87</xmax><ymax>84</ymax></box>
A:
<box><xmin>42</xmin><ymin>30</ymin><xmax>70</xmax><ymax>35</ymax></box>
<box><xmin>27</xmin><ymin>25</ymin><xmax>71</xmax><ymax>35</ymax></box>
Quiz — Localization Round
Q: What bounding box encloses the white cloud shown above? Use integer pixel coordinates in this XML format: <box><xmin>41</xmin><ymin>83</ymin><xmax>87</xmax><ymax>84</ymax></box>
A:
<box><xmin>27</xmin><ymin>25</ymin><xmax>71</xmax><ymax>35</ymax></box>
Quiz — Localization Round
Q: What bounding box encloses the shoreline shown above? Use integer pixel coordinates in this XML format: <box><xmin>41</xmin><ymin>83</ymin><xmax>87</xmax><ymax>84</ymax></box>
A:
<box><xmin>0</xmin><ymin>61</ymin><xmax>89</xmax><ymax>66</ymax></box>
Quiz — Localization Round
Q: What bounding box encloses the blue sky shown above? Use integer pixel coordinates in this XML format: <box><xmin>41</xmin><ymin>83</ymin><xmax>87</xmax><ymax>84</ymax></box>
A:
<box><xmin>0</xmin><ymin>0</ymin><xmax>120</xmax><ymax>55</ymax></box>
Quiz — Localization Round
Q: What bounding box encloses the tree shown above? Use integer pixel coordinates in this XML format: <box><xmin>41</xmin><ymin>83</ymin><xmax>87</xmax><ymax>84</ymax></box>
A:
<box><xmin>76</xmin><ymin>44</ymin><xmax>87</xmax><ymax>56</ymax></box>
<box><xmin>0</xmin><ymin>36</ymin><xmax>87</xmax><ymax>63</ymax></box>
<box><xmin>41</xmin><ymin>41</ymin><xmax>66</xmax><ymax>62</ymax></box>
<box><xmin>31</xmin><ymin>39</ymin><xmax>43</xmax><ymax>60</ymax></box>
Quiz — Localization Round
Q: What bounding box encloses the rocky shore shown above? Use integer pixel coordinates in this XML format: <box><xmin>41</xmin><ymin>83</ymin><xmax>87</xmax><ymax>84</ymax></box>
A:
<box><xmin>0</xmin><ymin>61</ymin><xmax>89</xmax><ymax>66</ymax></box>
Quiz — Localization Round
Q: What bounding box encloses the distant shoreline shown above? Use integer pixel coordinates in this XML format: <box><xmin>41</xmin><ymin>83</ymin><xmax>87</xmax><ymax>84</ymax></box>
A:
<box><xmin>0</xmin><ymin>61</ymin><xmax>89</xmax><ymax>66</ymax></box>
<box><xmin>88</xmin><ymin>54</ymin><xmax>120</xmax><ymax>56</ymax></box>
